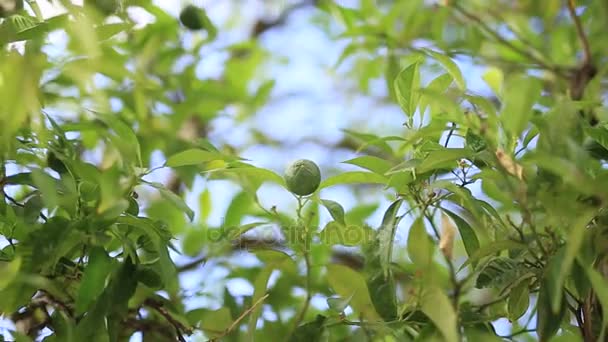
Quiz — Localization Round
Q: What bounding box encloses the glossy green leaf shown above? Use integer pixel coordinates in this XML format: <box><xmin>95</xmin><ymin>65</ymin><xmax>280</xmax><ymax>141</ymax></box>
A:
<box><xmin>501</xmin><ymin>74</ymin><xmax>542</xmax><ymax>138</ymax></box>
<box><xmin>320</xmin><ymin>199</ymin><xmax>346</xmax><ymax>224</ymax></box>
<box><xmin>482</xmin><ymin>67</ymin><xmax>503</xmax><ymax>96</ymax></box>
<box><xmin>421</xmin><ymin>286</ymin><xmax>458</xmax><ymax>342</ymax></box>
<box><xmin>377</xmin><ymin>199</ymin><xmax>403</xmax><ymax>276</ymax></box>
<box><xmin>319</xmin><ymin>171</ymin><xmax>387</xmax><ymax>189</ymax></box>
<box><xmin>507</xmin><ymin>280</ymin><xmax>529</xmax><ymax>321</ymax></box>
<box><xmin>342</xmin><ymin>155</ymin><xmax>392</xmax><ymax>175</ymax></box>
<box><xmin>291</xmin><ymin>315</ymin><xmax>326</xmax><ymax>342</ymax></box>
<box><xmin>198</xmin><ymin>307</ymin><xmax>233</xmax><ymax>338</ymax></box>
<box><xmin>146</xmin><ymin>182</ymin><xmax>195</xmax><ymax>221</ymax></box>
<box><xmin>76</xmin><ymin>247</ymin><xmax>113</xmax><ymax>314</ymax></box>
<box><xmin>417</xmin><ymin>148</ymin><xmax>473</xmax><ymax>173</ymax></box>
<box><xmin>425</xmin><ymin>49</ymin><xmax>465</xmax><ymax>90</ymax></box>
<box><xmin>394</xmin><ymin>62</ymin><xmax>421</xmax><ymax>117</ymax></box>
<box><xmin>320</xmin><ymin>221</ymin><xmax>371</xmax><ymax>246</ymax></box>
<box><xmin>0</xmin><ymin>257</ymin><xmax>20</xmax><ymax>291</ymax></box>
<box><xmin>441</xmin><ymin>208</ymin><xmax>479</xmax><ymax>257</ymax></box>
<box><xmin>166</xmin><ymin>148</ymin><xmax>235</xmax><ymax>167</ymax></box>
<box><xmin>326</xmin><ymin>264</ymin><xmax>381</xmax><ymax>321</ymax></box>
<box><xmin>407</xmin><ymin>218</ymin><xmax>434</xmax><ymax>267</ymax></box>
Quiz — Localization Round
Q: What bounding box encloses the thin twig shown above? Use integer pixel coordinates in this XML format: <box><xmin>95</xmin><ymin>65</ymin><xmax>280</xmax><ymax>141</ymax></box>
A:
<box><xmin>3</xmin><ymin>192</ymin><xmax>48</xmax><ymax>221</ymax></box>
<box><xmin>176</xmin><ymin>255</ymin><xmax>207</xmax><ymax>272</ymax></box>
<box><xmin>451</xmin><ymin>3</ymin><xmax>567</xmax><ymax>78</ymax></box>
<box><xmin>286</xmin><ymin>196</ymin><xmax>314</xmax><ymax>340</ymax></box>
<box><xmin>566</xmin><ymin>0</ymin><xmax>592</xmax><ymax>65</ymax></box>
<box><xmin>209</xmin><ymin>293</ymin><xmax>270</xmax><ymax>341</ymax></box>
<box><xmin>144</xmin><ymin>299</ymin><xmax>193</xmax><ymax>342</ymax></box>
<box><xmin>424</xmin><ymin>211</ymin><xmax>460</xmax><ymax>310</ymax></box>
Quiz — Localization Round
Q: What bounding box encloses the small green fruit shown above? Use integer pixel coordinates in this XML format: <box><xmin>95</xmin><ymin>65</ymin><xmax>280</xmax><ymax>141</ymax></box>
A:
<box><xmin>284</xmin><ymin>159</ymin><xmax>321</xmax><ymax>196</ymax></box>
<box><xmin>179</xmin><ymin>5</ymin><xmax>206</xmax><ymax>30</ymax></box>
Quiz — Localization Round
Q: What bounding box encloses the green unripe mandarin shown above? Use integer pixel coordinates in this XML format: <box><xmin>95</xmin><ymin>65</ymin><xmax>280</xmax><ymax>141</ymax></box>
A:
<box><xmin>179</xmin><ymin>5</ymin><xmax>205</xmax><ymax>30</ymax></box>
<box><xmin>284</xmin><ymin>159</ymin><xmax>321</xmax><ymax>196</ymax></box>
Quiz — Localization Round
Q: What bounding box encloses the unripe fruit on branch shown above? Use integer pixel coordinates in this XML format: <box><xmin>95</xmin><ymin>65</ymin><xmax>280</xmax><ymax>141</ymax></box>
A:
<box><xmin>179</xmin><ymin>5</ymin><xmax>206</xmax><ymax>30</ymax></box>
<box><xmin>284</xmin><ymin>159</ymin><xmax>321</xmax><ymax>196</ymax></box>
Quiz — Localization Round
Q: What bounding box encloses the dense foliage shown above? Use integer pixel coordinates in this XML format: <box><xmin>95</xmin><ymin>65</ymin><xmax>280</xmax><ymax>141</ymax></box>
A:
<box><xmin>1</xmin><ymin>0</ymin><xmax>608</xmax><ymax>341</ymax></box>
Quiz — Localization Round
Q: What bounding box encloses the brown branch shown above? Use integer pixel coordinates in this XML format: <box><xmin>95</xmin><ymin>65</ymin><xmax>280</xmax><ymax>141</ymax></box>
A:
<box><xmin>251</xmin><ymin>0</ymin><xmax>318</xmax><ymax>38</ymax></box>
<box><xmin>566</xmin><ymin>0</ymin><xmax>592</xmax><ymax>65</ymax></box>
<box><xmin>451</xmin><ymin>3</ymin><xmax>568</xmax><ymax>78</ymax></box>
<box><xmin>144</xmin><ymin>299</ymin><xmax>193</xmax><ymax>342</ymax></box>
<box><xmin>176</xmin><ymin>255</ymin><xmax>207</xmax><ymax>272</ymax></box>
<box><xmin>565</xmin><ymin>0</ymin><xmax>598</xmax><ymax>125</ymax></box>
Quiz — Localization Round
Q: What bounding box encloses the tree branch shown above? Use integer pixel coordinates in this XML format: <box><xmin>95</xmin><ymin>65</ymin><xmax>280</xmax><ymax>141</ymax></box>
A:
<box><xmin>143</xmin><ymin>299</ymin><xmax>193</xmax><ymax>342</ymax></box>
<box><xmin>566</xmin><ymin>0</ymin><xmax>592</xmax><ymax>65</ymax></box>
<box><xmin>451</xmin><ymin>3</ymin><xmax>567</xmax><ymax>78</ymax></box>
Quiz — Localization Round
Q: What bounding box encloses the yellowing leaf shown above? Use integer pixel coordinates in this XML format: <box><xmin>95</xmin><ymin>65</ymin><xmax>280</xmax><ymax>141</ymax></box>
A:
<box><xmin>440</xmin><ymin>214</ymin><xmax>456</xmax><ymax>260</ymax></box>
<box><xmin>482</xmin><ymin>67</ymin><xmax>503</xmax><ymax>97</ymax></box>
<box><xmin>495</xmin><ymin>149</ymin><xmax>523</xmax><ymax>180</ymax></box>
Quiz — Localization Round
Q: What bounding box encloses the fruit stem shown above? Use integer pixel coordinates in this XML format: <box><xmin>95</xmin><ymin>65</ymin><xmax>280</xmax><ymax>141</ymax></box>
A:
<box><xmin>287</xmin><ymin>196</ymin><xmax>313</xmax><ymax>340</ymax></box>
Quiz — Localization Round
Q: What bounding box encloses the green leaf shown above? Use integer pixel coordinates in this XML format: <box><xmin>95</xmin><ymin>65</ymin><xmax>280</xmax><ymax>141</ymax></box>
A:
<box><xmin>96</xmin><ymin>23</ymin><xmax>133</xmax><ymax>40</ymax></box>
<box><xmin>96</xmin><ymin>113</ymin><xmax>142</xmax><ymax>166</ymax></box>
<box><xmin>501</xmin><ymin>74</ymin><xmax>542</xmax><ymax>138</ymax></box>
<box><xmin>585</xmin><ymin>267</ymin><xmax>608</xmax><ymax>341</ymax></box>
<box><xmin>421</xmin><ymin>286</ymin><xmax>459</xmax><ymax>342</ymax></box>
<box><xmin>425</xmin><ymin>49</ymin><xmax>465</xmax><ymax>91</ymax></box>
<box><xmin>291</xmin><ymin>315</ymin><xmax>326</xmax><ymax>342</ymax></box>
<box><xmin>367</xmin><ymin>271</ymin><xmax>398</xmax><ymax>321</ymax></box>
<box><xmin>146</xmin><ymin>182</ymin><xmax>195</xmax><ymax>221</ymax></box>
<box><xmin>376</xmin><ymin>199</ymin><xmax>403</xmax><ymax>276</ymax></box>
<box><xmin>465</xmin><ymin>129</ymin><xmax>487</xmax><ymax>152</ymax></box>
<box><xmin>198</xmin><ymin>308</ymin><xmax>233</xmax><ymax>338</ymax></box>
<box><xmin>76</xmin><ymin>247</ymin><xmax>113</xmax><ymax>314</ymax></box>
<box><xmin>254</xmin><ymin>249</ymin><xmax>297</xmax><ymax>274</ymax></box>
<box><xmin>407</xmin><ymin>217</ymin><xmax>434</xmax><ymax>267</ymax></box>
<box><xmin>326</xmin><ymin>264</ymin><xmax>381</xmax><ymax>321</ymax></box>
<box><xmin>417</xmin><ymin>148</ymin><xmax>473</xmax><ymax>174</ymax></box>
<box><xmin>441</xmin><ymin>209</ymin><xmax>479</xmax><ymax>257</ymax></box>
<box><xmin>460</xmin><ymin>240</ymin><xmax>527</xmax><ymax>270</ymax></box>
<box><xmin>419</xmin><ymin>73</ymin><xmax>454</xmax><ymax>114</ymax></box>
<box><xmin>320</xmin><ymin>221</ymin><xmax>371</xmax><ymax>246</ymax></box>
<box><xmin>31</xmin><ymin>169</ymin><xmax>59</xmax><ymax>209</ymax></box>
<box><xmin>198</xmin><ymin>188</ymin><xmax>212</xmax><ymax>222</ymax></box>
<box><xmin>247</xmin><ymin>267</ymin><xmax>272</xmax><ymax>339</ymax></box>
<box><xmin>394</xmin><ymin>62</ymin><xmax>421</xmax><ymax>117</ymax></box>
<box><xmin>342</xmin><ymin>156</ymin><xmax>392</xmax><ymax>175</ymax></box>
<box><xmin>475</xmin><ymin>257</ymin><xmax>530</xmax><ymax>290</ymax></box>
<box><xmin>224</xmin><ymin>191</ymin><xmax>253</xmax><ymax>228</ymax></box>
<box><xmin>508</xmin><ymin>280</ymin><xmax>529</xmax><ymax>321</ymax></box>
<box><xmin>537</xmin><ymin>281</ymin><xmax>566</xmax><ymax>341</ymax></box>
<box><xmin>226</xmin><ymin>221</ymin><xmax>269</xmax><ymax>240</ymax></box>
<box><xmin>319</xmin><ymin>171</ymin><xmax>387</xmax><ymax>189</ymax></box>
<box><xmin>327</xmin><ymin>295</ymin><xmax>353</xmax><ymax>313</ymax></box>
<box><xmin>553</xmin><ymin>210</ymin><xmax>596</xmax><ymax>310</ymax></box>
<box><xmin>482</xmin><ymin>67</ymin><xmax>503</xmax><ymax>97</ymax></box>
<box><xmin>165</xmin><ymin>148</ymin><xmax>235</xmax><ymax>167</ymax></box>
<box><xmin>0</xmin><ymin>257</ymin><xmax>21</xmax><ymax>291</ymax></box>
<box><xmin>345</xmin><ymin>203</ymin><xmax>379</xmax><ymax>224</ymax></box>
<box><xmin>320</xmin><ymin>199</ymin><xmax>346</xmax><ymax>225</ymax></box>
<box><xmin>217</xmin><ymin>164</ymin><xmax>286</xmax><ymax>189</ymax></box>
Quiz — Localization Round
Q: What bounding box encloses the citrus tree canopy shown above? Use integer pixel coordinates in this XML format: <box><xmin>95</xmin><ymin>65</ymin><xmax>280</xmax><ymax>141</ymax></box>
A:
<box><xmin>1</xmin><ymin>0</ymin><xmax>608</xmax><ymax>341</ymax></box>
